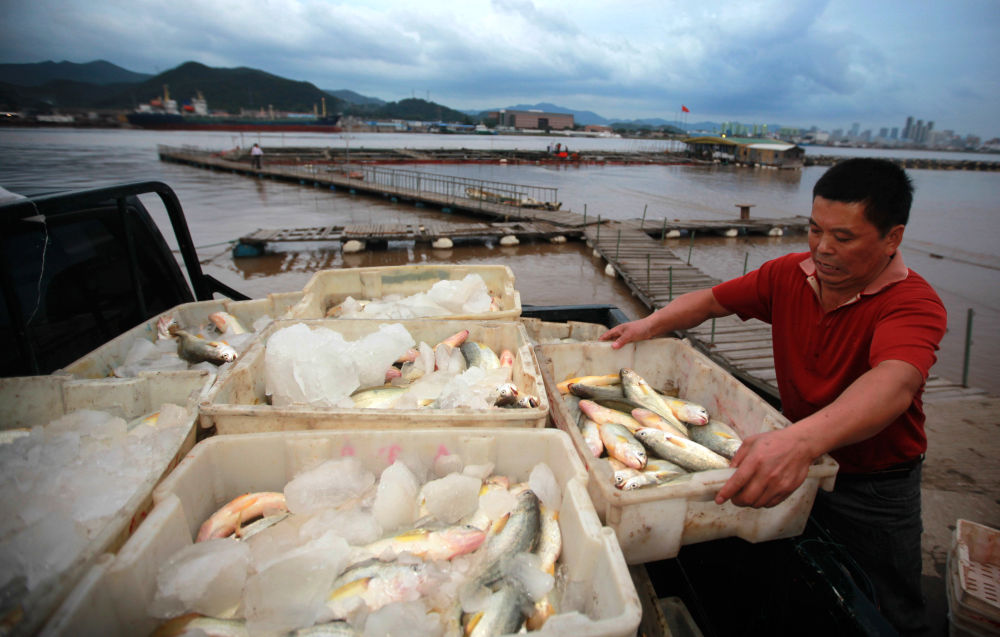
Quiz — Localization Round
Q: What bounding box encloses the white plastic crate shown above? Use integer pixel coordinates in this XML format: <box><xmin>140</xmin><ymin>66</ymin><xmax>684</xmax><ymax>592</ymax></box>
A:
<box><xmin>0</xmin><ymin>372</ymin><xmax>205</xmax><ymax>637</ymax></box>
<box><xmin>60</xmin><ymin>291</ymin><xmax>302</xmax><ymax>379</ymax></box>
<box><xmin>199</xmin><ymin>319</ymin><xmax>549</xmax><ymax>433</ymax></box>
<box><xmin>947</xmin><ymin>519</ymin><xmax>1000</xmax><ymax>636</ymax></box>
<box><xmin>536</xmin><ymin>338</ymin><xmax>838</xmax><ymax>564</ymax></box>
<box><xmin>520</xmin><ymin>318</ymin><xmax>607</xmax><ymax>345</ymax></box>
<box><xmin>42</xmin><ymin>428</ymin><xmax>641</xmax><ymax>637</ymax></box>
<box><xmin>288</xmin><ymin>264</ymin><xmax>521</xmax><ymax>320</ymax></box>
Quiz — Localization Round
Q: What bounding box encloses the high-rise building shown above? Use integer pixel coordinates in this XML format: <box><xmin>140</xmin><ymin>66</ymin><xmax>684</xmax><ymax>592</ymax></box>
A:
<box><xmin>879</xmin><ymin>128</ymin><xmax>889</xmax><ymax>139</ymax></box>
<box><xmin>850</xmin><ymin>122</ymin><xmax>860</xmax><ymax>138</ymax></box>
<box><xmin>891</xmin><ymin>127</ymin><xmax>899</xmax><ymax>140</ymax></box>
<box><xmin>903</xmin><ymin>116</ymin><xmax>914</xmax><ymax>140</ymax></box>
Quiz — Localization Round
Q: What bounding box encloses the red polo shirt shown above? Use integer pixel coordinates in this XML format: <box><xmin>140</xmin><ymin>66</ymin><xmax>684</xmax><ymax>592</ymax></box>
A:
<box><xmin>712</xmin><ymin>251</ymin><xmax>947</xmax><ymax>473</ymax></box>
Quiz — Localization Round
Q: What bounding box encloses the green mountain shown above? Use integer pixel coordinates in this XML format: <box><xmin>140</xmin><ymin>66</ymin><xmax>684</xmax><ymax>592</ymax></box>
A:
<box><xmin>360</xmin><ymin>98</ymin><xmax>472</xmax><ymax>124</ymax></box>
<box><xmin>98</xmin><ymin>61</ymin><xmax>345</xmax><ymax>114</ymax></box>
<box><xmin>325</xmin><ymin>88</ymin><xmax>384</xmax><ymax>106</ymax></box>
<box><xmin>0</xmin><ymin>79</ymin><xmax>136</xmax><ymax>112</ymax></box>
<box><xmin>0</xmin><ymin>60</ymin><xmax>151</xmax><ymax>87</ymax></box>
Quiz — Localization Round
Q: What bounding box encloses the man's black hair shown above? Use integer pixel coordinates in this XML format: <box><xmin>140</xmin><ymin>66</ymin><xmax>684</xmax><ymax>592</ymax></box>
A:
<box><xmin>812</xmin><ymin>158</ymin><xmax>913</xmax><ymax>236</ymax></box>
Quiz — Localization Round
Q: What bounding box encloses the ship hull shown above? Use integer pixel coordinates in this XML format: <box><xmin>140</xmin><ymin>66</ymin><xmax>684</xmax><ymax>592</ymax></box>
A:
<box><xmin>126</xmin><ymin>113</ymin><xmax>342</xmax><ymax>133</ymax></box>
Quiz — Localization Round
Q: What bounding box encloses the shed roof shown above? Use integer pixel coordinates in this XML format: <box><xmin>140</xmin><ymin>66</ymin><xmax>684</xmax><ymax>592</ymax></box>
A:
<box><xmin>746</xmin><ymin>143</ymin><xmax>796</xmax><ymax>151</ymax></box>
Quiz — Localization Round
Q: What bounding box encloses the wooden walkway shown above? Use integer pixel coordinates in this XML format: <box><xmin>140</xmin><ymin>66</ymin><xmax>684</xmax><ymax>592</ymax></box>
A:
<box><xmin>160</xmin><ymin>146</ymin><xmax>984</xmax><ymax>402</ymax></box>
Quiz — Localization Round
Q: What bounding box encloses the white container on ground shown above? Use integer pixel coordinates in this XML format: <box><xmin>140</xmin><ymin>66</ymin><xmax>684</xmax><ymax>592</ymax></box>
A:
<box><xmin>60</xmin><ymin>291</ymin><xmax>302</xmax><ymax>379</ymax></box>
<box><xmin>41</xmin><ymin>428</ymin><xmax>642</xmax><ymax>637</ymax></box>
<box><xmin>520</xmin><ymin>318</ymin><xmax>607</xmax><ymax>345</ymax></box>
<box><xmin>0</xmin><ymin>372</ymin><xmax>206</xmax><ymax>637</ymax></box>
<box><xmin>288</xmin><ymin>264</ymin><xmax>521</xmax><ymax>320</ymax></box>
<box><xmin>199</xmin><ymin>319</ymin><xmax>549</xmax><ymax>432</ymax></box>
<box><xmin>946</xmin><ymin>519</ymin><xmax>1000</xmax><ymax>636</ymax></box>
<box><xmin>536</xmin><ymin>338</ymin><xmax>839</xmax><ymax>564</ymax></box>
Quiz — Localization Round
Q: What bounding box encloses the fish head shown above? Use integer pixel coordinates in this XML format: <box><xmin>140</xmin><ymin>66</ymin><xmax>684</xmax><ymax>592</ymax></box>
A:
<box><xmin>156</xmin><ymin>315</ymin><xmax>178</xmax><ymax>340</ymax></box>
<box><xmin>678</xmin><ymin>404</ymin><xmax>710</xmax><ymax>426</ymax></box>
<box><xmin>211</xmin><ymin>342</ymin><xmax>238</xmax><ymax>363</ymax></box>
<box><xmin>440</xmin><ymin>525</ymin><xmax>487</xmax><ymax>556</ymax></box>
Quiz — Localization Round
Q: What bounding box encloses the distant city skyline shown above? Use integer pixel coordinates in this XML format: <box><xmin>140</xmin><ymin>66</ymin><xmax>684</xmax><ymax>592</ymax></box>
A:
<box><xmin>2</xmin><ymin>1</ymin><xmax>997</xmax><ymax>139</ymax></box>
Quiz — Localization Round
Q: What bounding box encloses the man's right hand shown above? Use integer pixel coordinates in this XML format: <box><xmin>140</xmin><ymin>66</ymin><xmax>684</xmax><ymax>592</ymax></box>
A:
<box><xmin>599</xmin><ymin>318</ymin><xmax>652</xmax><ymax>349</ymax></box>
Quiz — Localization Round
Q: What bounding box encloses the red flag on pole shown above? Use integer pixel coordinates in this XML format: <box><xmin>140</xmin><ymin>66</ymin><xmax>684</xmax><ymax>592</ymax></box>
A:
<box><xmin>681</xmin><ymin>105</ymin><xmax>690</xmax><ymax>113</ymax></box>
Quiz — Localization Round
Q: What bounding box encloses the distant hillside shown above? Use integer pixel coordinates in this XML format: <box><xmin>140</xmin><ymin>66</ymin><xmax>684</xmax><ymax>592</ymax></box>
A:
<box><xmin>352</xmin><ymin>98</ymin><xmax>471</xmax><ymax>124</ymax></box>
<box><xmin>0</xmin><ymin>79</ymin><xmax>137</xmax><ymax>112</ymax></box>
<box><xmin>95</xmin><ymin>61</ymin><xmax>346</xmax><ymax>113</ymax></box>
<box><xmin>325</xmin><ymin>88</ymin><xmax>384</xmax><ymax>106</ymax></box>
<box><xmin>0</xmin><ymin>60</ymin><xmax>151</xmax><ymax>87</ymax></box>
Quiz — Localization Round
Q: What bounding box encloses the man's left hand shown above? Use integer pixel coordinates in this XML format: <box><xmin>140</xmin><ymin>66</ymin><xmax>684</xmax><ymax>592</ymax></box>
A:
<box><xmin>714</xmin><ymin>427</ymin><xmax>814</xmax><ymax>508</ymax></box>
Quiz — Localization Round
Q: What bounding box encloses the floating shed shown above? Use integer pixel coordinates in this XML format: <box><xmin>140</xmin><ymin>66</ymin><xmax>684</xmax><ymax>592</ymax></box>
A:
<box><xmin>682</xmin><ymin>136</ymin><xmax>805</xmax><ymax>169</ymax></box>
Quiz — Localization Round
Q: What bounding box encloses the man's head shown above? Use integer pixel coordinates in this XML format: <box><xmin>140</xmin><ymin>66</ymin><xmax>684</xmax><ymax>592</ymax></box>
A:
<box><xmin>812</xmin><ymin>158</ymin><xmax>913</xmax><ymax>237</ymax></box>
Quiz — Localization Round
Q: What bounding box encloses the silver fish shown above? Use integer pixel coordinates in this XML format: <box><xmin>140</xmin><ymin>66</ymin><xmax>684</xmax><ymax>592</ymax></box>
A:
<box><xmin>464</xmin><ymin>583</ymin><xmax>527</xmax><ymax>637</ymax></box>
<box><xmin>150</xmin><ymin>613</ymin><xmax>249</xmax><ymax>637</ymax></box>
<box><xmin>620</xmin><ymin>368</ymin><xmax>688</xmax><ymax>433</ymax></box>
<box><xmin>350</xmin><ymin>385</ymin><xmax>406</xmax><ymax>408</ymax></box>
<box><xmin>689</xmin><ymin>419</ymin><xmax>744</xmax><ymax>459</ymax></box>
<box><xmin>475</xmin><ymin>488</ymin><xmax>541</xmax><ymax>588</ymax></box>
<box><xmin>598</xmin><ymin>422</ymin><xmax>647</xmax><ymax>470</ymax></box>
<box><xmin>579</xmin><ymin>417</ymin><xmax>604</xmax><ymax>458</ymax></box>
<box><xmin>633</xmin><ymin>428</ymin><xmax>731</xmax><ymax>472</ymax></box>
<box><xmin>461</xmin><ymin>341</ymin><xmax>501</xmax><ymax>370</ymax></box>
<box><xmin>173</xmin><ymin>328</ymin><xmax>238</xmax><ymax>365</ymax></box>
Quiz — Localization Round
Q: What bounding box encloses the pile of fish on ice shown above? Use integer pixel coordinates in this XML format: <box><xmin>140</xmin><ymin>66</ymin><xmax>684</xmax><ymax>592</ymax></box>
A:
<box><xmin>0</xmin><ymin>405</ymin><xmax>192</xmax><ymax>609</ymax></box>
<box><xmin>150</xmin><ymin>457</ymin><xmax>566</xmax><ymax>636</ymax></box>
<box><xmin>265</xmin><ymin>324</ymin><xmax>539</xmax><ymax>410</ymax></box>
<box><xmin>323</xmin><ymin>274</ymin><xmax>502</xmax><ymax>320</ymax></box>
<box><xmin>111</xmin><ymin>312</ymin><xmax>263</xmax><ymax>377</ymax></box>
<box><xmin>559</xmin><ymin>368</ymin><xmax>743</xmax><ymax>490</ymax></box>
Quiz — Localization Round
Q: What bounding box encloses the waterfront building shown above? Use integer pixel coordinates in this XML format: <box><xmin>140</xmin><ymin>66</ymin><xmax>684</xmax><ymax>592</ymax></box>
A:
<box><xmin>486</xmin><ymin>109</ymin><xmax>574</xmax><ymax>130</ymax></box>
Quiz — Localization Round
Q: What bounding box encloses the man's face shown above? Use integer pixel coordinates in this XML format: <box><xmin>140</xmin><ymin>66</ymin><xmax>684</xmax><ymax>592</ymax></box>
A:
<box><xmin>808</xmin><ymin>196</ymin><xmax>903</xmax><ymax>294</ymax></box>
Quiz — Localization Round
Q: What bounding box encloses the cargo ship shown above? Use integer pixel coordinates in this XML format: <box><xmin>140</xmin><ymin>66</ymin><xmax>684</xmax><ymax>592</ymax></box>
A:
<box><xmin>125</xmin><ymin>87</ymin><xmax>342</xmax><ymax>133</ymax></box>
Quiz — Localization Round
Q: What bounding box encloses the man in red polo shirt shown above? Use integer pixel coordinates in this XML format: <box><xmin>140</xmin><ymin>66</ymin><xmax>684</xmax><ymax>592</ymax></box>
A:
<box><xmin>601</xmin><ymin>158</ymin><xmax>947</xmax><ymax>635</ymax></box>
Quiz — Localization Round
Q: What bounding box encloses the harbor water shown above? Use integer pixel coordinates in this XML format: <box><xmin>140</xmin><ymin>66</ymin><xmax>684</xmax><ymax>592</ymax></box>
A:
<box><xmin>1</xmin><ymin>128</ymin><xmax>997</xmax><ymax>395</ymax></box>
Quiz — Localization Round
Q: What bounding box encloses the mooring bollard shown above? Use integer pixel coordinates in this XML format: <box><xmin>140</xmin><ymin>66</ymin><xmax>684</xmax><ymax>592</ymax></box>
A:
<box><xmin>963</xmin><ymin>308</ymin><xmax>974</xmax><ymax>387</ymax></box>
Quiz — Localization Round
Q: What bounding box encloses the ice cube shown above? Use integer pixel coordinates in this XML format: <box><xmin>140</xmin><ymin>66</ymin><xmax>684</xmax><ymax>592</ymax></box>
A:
<box><xmin>244</xmin><ymin>531</ymin><xmax>350</xmax><ymax>634</ymax></box>
<box><xmin>284</xmin><ymin>458</ymin><xmax>375</xmax><ymax>515</ymax></box>
<box><xmin>529</xmin><ymin>463</ymin><xmax>561</xmax><ymax>511</ymax></box>
<box><xmin>150</xmin><ymin>538</ymin><xmax>250</xmax><ymax>618</ymax></box>
<box><xmin>433</xmin><ymin>454</ymin><xmax>464</xmax><ymax>478</ymax></box>
<box><xmin>265</xmin><ymin>324</ymin><xmax>359</xmax><ymax>407</ymax></box>
<box><xmin>420</xmin><ymin>474</ymin><xmax>481</xmax><ymax>524</ymax></box>
<box><xmin>300</xmin><ymin>508</ymin><xmax>382</xmax><ymax>546</ymax></box>
<box><xmin>503</xmin><ymin>552</ymin><xmax>553</xmax><ymax>601</ymax></box>
<box><xmin>373</xmin><ymin>462</ymin><xmax>420</xmax><ymax>532</ymax></box>
<box><xmin>363</xmin><ymin>601</ymin><xmax>442</xmax><ymax>637</ymax></box>
<box><xmin>349</xmin><ymin>324</ymin><xmax>415</xmax><ymax>388</ymax></box>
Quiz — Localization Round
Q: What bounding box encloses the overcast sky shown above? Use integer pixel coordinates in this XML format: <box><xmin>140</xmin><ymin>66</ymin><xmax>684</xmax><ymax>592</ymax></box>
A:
<box><xmin>2</xmin><ymin>0</ymin><xmax>998</xmax><ymax>138</ymax></box>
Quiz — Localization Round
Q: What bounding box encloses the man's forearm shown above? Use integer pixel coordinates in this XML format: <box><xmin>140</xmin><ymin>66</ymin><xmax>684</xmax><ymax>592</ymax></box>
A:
<box><xmin>645</xmin><ymin>289</ymin><xmax>731</xmax><ymax>336</ymax></box>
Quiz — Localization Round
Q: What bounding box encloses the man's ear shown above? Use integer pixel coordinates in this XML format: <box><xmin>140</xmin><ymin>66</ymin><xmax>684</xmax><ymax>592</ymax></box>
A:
<box><xmin>886</xmin><ymin>224</ymin><xmax>905</xmax><ymax>255</ymax></box>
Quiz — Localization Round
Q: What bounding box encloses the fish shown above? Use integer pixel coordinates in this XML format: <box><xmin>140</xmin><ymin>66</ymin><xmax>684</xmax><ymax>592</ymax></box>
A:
<box><xmin>500</xmin><ymin>349</ymin><xmax>514</xmax><ymax>382</ymax></box>
<box><xmin>460</xmin><ymin>476</ymin><xmax>513</xmax><ymax>533</ymax></box>
<box><xmin>527</xmin><ymin>503</ymin><xmax>561</xmax><ymax>629</ymax></box>
<box><xmin>150</xmin><ymin>613</ymin><xmax>249</xmax><ymax>637</ymax></box>
<box><xmin>620</xmin><ymin>369</ymin><xmax>687</xmax><ymax>432</ymax></box>
<box><xmin>607</xmin><ymin>458</ymin><xmax>643</xmax><ymax>488</ymax></box>
<box><xmin>598</xmin><ymin>422</ymin><xmax>647</xmax><ymax>470</ymax></box>
<box><xmin>499</xmin><ymin>393</ymin><xmax>540</xmax><ymax>409</ymax></box>
<box><xmin>196</xmin><ymin>492</ymin><xmax>288</xmax><ymax>542</ymax></box>
<box><xmin>633</xmin><ymin>428</ymin><xmax>731</xmax><ymax>472</ymax></box>
<box><xmin>567</xmin><ymin>381</ymin><xmax>628</xmax><ymax>403</ymax></box>
<box><xmin>350</xmin><ymin>385</ymin><xmax>406</xmax><ymax>408</ymax></box>
<box><xmin>348</xmin><ymin>524</ymin><xmax>486</xmax><ymax>567</ymax></box>
<box><xmin>475</xmin><ymin>488</ymin><xmax>541</xmax><ymax>588</ymax></box>
<box><xmin>556</xmin><ymin>374</ymin><xmax>620</xmax><ymax>394</ymax></box>
<box><xmin>463</xmin><ymin>583</ymin><xmax>527</xmax><ymax>637</ymax></box>
<box><xmin>689</xmin><ymin>419</ymin><xmax>744</xmax><ymax>459</ymax></box>
<box><xmin>383</xmin><ymin>366</ymin><xmax>402</xmax><ymax>382</ymax></box>
<box><xmin>325</xmin><ymin>298</ymin><xmax>369</xmax><ymax>318</ymax></box>
<box><xmin>493</xmin><ymin>383</ymin><xmax>519</xmax><ymax>406</ymax></box>
<box><xmin>461</xmin><ymin>341</ymin><xmax>501</xmax><ymax>370</ymax></box>
<box><xmin>662</xmin><ymin>396</ymin><xmax>710</xmax><ymax>427</ymax></box>
<box><xmin>327</xmin><ymin>562</ymin><xmax>437</xmax><ymax>617</ymax></box>
<box><xmin>579</xmin><ymin>417</ymin><xmax>604</xmax><ymax>458</ymax></box>
<box><xmin>156</xmin><ymin>315</ymin><xmax>177</xmax><ymax>341</ymax></box>
<box><xmin>435</xmin><ymin>329</ymin><xmax>469</xmax><ymax>351</ymax></box>
<box><xmin>620</xmin><ymin>458</ymin><xmax>688</xmax><ymax>490</ymax></box>
<box><xmin>234</xmin><ymin>512</ymin><xmax>289</xmax><ymax>540</ymax></box>
<box><xmin>578</xmin><ymin>399</ymin><xmax>642</xmax><ymax>432</ymax></box>
<box><xmin>208</xmin><ymin>311</ymin><xmax>247</xmax><ymax>335</ymax></box>
<box><xmin>172</xmin><ymin>327</ymin><xmax>238</xmax><ymax>365</ymax></box>
<box><xmin>631</xmin><ymin>407</ymin><xmax>690</xmax><ymax>438</ymax></box>
<box><xmin>293</xmin><ymin>621</ymin><xmax>360</xmax><ymax>636</ymax></box>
